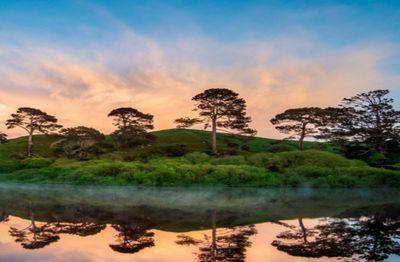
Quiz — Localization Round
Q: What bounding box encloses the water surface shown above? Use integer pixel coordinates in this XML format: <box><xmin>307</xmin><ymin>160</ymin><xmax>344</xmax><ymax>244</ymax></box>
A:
<box><xmin>0</xmin><ymin>184</ymin><xmax>399</xmax><ymax>261</ymax></box>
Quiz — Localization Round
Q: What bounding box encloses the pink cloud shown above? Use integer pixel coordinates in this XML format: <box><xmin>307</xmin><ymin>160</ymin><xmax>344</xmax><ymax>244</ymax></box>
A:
<box><xmin>0</xmin><ymin>28</ymin><xmax>398</xmax><ymax>139</ymax></box>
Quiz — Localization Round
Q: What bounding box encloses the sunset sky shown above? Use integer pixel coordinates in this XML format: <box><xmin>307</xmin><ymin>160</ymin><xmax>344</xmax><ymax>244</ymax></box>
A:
<box><xmin>0</xmin><ymin>0</ymin><xmax>399</xmax><ymax>138</ymax></box>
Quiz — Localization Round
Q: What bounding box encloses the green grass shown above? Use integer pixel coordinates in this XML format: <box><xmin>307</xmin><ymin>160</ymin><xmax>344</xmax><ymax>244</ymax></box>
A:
<box><xmin>1</xmin><ymin>149</ymin><xmax>399</xmax><ymax>187</ymax></box>
<box><xmin>0</xmin><ymin>129</ymin><xmax>330</xmax><ymax>162</ymax></box>
<box><xmin>1</xmin><ymin>129</ymin><xmax>399</xmax><ymax>187</ymax></box>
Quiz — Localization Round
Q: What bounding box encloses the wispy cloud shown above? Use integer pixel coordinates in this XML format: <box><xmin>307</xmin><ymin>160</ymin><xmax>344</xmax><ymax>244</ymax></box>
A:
<box><xmin>0</xmin><ymin>6</ymin><xmax>398</xmax><ymax>138</ymax></box>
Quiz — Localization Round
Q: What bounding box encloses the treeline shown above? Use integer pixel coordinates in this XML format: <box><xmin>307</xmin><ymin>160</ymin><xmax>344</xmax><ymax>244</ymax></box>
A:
<box><xmin>0</xmin><ymin>88</ymin><xmax>399</xmax><ymax>166</ymax></box>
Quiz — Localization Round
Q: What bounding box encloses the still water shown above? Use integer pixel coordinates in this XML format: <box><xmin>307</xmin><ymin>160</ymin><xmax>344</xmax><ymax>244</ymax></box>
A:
<box><xmin>0</xmin><ymin>184</ymin><xmax>399</xmax><ymax>262</ymax></box>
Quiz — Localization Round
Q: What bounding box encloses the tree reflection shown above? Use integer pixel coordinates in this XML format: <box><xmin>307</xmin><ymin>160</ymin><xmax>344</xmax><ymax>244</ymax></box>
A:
<box><xmin>272</xmin><ymin>213</ymin><xmax>400</xmax><ymax>261</ymax></box>
<box><xmin>9</xmin><ymin>208</ymin><xmax>60</xmax><ymax>249</ymax></box>
<box><xmin>0</xmin><ymin>211</ymin><xmax>9</xmax><ymax>222</ymax></box>
<box><xmin>49</xmin><ymin>222</ymin><xmax>106</xmax><ymax>236</ymax></box>
<box><xmin>8</xmin><ymin>207</ymin><xmax>106</xmax><ymax>249</ymax></box>
<box><xmin>109</xmin><ymin>222</ymin><xmax>155</xmax><ymax>253</ymax></box>
<box><xmin>176</xmin><ymin>211</ymin><xmax>257</xmax><ymax>261</ymax></box>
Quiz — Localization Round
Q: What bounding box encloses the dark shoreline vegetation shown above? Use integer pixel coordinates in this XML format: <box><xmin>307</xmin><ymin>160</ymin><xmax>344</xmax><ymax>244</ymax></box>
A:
<box><xmin>0</xmin><ymin>88</ymin><xmax>399</xmax><ymax>187</ymax></box>
<box><xmin>1</xmin><ymin>129</ymin><xmax>400</xmax><ymax>187</ymax></box>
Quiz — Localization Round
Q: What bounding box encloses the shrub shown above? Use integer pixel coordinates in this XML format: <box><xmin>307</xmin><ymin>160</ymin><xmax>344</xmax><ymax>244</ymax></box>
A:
<box><xmin>81</xmin><ymin>162</ymin><xmax>124</xmax><ymax>177</ymax></box>
<box><xmin>265</xmin><ymin>143</ymin><xmax>296</xmax><ymax>153</ymax></box>
<box><xmin>50</xmin><ymin>139</ymin><xmax>68</xmax><ymax>155</ymax></box>
<box><xmin>241</xmin><ymin>144</ymin><xmax>250</xmax><ymax>151</ymax></box>
<box><xmin>246</xmin><ymin>153</ymin><xmax>287</xmax><ymax>171</ymax></box>
<box><xmin>278</xmin><ymin>150</ymin><xmax>366</xmax><ymax>168</ymax></box>
<box><xmin>211</xmin><ymin>156</ymin><xmax>246</xmax><ymax>165</ymax></box>
<box><xmin>162</xmin><ymin>145</ymin><xmax>187</xmax><ymax>157</ymax></box>
<box><xmin>21</xmin><ymin>157</ymin><xmax>53</xmax><ymax>168</ymax></box>
<box><xmin>0</xmin><ymin>160</ymin><xmax>22</xmax><ymax>173</ymax></box>
<box><xmin>366</xmin><ymin>152</ymin><xmax>390</xmax><ymax>167</ymax></box>
<box><xmin>185</xmin><ymin>152</ymin><xmax>210</xmax><ymax>164</ymax></box>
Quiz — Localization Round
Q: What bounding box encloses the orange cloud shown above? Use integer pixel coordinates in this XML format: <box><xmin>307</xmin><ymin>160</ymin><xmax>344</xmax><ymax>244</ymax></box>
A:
<box><xmin>0</xmin><ymin>28</ymin><xmax>398</xmax><ymax>139</ymax></box>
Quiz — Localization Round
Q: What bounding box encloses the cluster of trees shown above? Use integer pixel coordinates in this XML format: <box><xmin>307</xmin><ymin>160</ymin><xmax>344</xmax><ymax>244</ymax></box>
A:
<box><xmin>1</xmin><ymin>88</ymin><xmax>399</xmax><ymax>163</ymax></box>
<box><xmin>270</xmin><ymin>89</ymin><xmax>400</xmax><ymax>163</ymax></box>
<box><xmin>1</xmin><ymin>106</ymin><xmax>155</xmax><ymax>160</ymax></box>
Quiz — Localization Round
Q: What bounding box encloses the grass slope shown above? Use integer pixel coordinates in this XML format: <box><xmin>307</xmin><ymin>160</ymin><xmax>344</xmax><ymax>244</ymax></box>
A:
<box><xmin>0</xmin><ymin>128</ymin><xmax>328</xmax><ymax>161</ymax></box>
<box><xmin>1</xmin><ymin>129</ymin><xmax>399</xmax><ymax>187</ymax></box>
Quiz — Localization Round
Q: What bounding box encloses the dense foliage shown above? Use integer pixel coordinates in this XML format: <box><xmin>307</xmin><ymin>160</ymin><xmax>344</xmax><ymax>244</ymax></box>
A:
<box><xmin>0</xmin><ymin>132</ymin><xmax>7</xmax><ymax>144</ymax></box>
<box><xmin>270</xmin><ymin>107</ymin><xmax>328</xmax><ymax>149</ymax></box>
<box><xmin>108</xmin><ymin>107</ymin><xmax>155</xmax><ymax>148</ymax></box>
<box><xmin>322</xmin><ymin>90</ymin><xmax>400</xmax><ymax>163</ymax></box>
<box><xmin>58</xmin><ymin>126</ymin><xmax>106</xmax><ymax>160</ymax></box>
<box><xmin>0</xmin><ymin>147</ymin><xmax>399</xmax><ymax>187</ymax></box>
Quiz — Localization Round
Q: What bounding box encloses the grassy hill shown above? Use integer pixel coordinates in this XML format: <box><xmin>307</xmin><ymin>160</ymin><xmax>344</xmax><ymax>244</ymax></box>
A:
<box><xmin>0</xmin><ymin>128</ymin><xmax>331</xmax><ymax>161</ymax></box>
<box><xmin>1</xmin><ymin>128</ymin><xmax>399</xmax><ymax>187</ymax></box>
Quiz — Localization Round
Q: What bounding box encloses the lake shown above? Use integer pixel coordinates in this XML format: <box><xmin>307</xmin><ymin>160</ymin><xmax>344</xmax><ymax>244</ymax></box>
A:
<box><xmin>0</xmin><ymin>184</ymin><xmax>399</xmax><ymax>262</ymax></box>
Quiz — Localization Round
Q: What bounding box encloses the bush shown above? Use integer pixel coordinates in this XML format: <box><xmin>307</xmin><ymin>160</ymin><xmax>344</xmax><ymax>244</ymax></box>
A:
<box><xmin>80</xmin><ymin>162</ymin><xmax>124</xmax><ymax>177</ymax></box>
<box><xmin>185</xmin><ymin>152</ymin><xmax>210</xmax><ymax>164</ymax></box>
<box><xmin>246</xmin><ymin>153</ymin><xmax>287</xmax><ymax>171</ymax></box>
<box><xmin>21</xmin><ymin>157</ymin><xmax>53</xmax><ymax>168</ymax></box>
<box><xmin>265</xmin><ymin>143</ymin><xmax>297</xmax><ymax>153</ymax></box>
<box><xmin>0</xmin><ymin>160</ymin><xmax>22</xmax><ymax>173</ymax></box>
<box><xmin>162</xmin><ymin>145</ymin><xmax>187</xmax><ymax>157</ymax></box>
<box><xmin>50</xmin><ymin>139</ymin><xmax>68</xmax><ymax>155</ymax></box>
<box><xmin>211</xmin><ymin>156</ymin><xmax>246</xmax><ymax>165</ymax></box>
<box><xmin>366</xmin><ymin>152</ymin><xmax>390</xmax><ymax>167</ymax></box>
<box><xmin>278</xmin><ymin>150</ymin><xmax>366</xmax><ymax>168</ymax></box>
<box><xmin>240</xmin><ymin>145</ymin><xmax>250</xmax><ymax>151</ymax></box>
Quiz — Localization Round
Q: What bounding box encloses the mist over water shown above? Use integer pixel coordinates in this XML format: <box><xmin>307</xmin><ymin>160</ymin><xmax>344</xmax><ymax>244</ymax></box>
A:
<box><xmin>0</xmin><ymin>183</ymin><xmax>399</xmax><ymax>261</ymax></box>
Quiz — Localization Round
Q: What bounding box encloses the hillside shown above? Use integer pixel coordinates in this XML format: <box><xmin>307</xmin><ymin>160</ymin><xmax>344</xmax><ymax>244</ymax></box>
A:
<box><xmin>0</xmin><ymin>128</ymin><xmax>330</xmax><ymax>162</ymax></box>
<box><xmin>1</xmin><ymin>128</ymin><xmax>399</xmax><ymax>187</ymax></box>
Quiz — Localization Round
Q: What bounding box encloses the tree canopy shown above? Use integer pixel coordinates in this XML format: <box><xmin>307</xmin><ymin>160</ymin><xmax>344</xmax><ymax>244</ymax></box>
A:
<box><xmin>174</xmin><ymin>117</ymin><xmax>203</xmax><ymax>128</ymax></box>
<box><xmin>191</xmin><ymin>88</ymin><xmax>256</xmax><ymax>154</ymax></box>
<box><xmin>5</xmin><ymin>107</ymin><xmax>62</xmax><ymax>157</ymax></box>
<box><xmin>108</xmin><ymin>107</ymin><xmax>155</xmax><ymax>148</ymax></box>
<box><xmin>270</xmin><ymin>107</ymin><xmax>327</xmax><ymax>149</ymax></box>
<box><xmin>108</xmin><ymin>107</ymin><xmax>154</xmax><ymax>130</ymax></box>
<box><xmin>60</xmin><ymin>126</ymin><xmax>105</xmax><ymax>160</ymax></box>
<box><xmin>321</xmin><ymin>90</ymin><xmax>400</xmax><ymax>158</ymax></box>
<box><xmin>0</xmin><ymin>132</ymin><xmax>7</xmax><ymax>144</ymax></box>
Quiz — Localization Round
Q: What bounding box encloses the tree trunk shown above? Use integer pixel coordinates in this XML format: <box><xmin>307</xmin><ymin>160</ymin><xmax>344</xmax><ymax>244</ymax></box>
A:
<box><xmin>211</xmin><ymin>117</ymin><xmax>217</xmax><ymax>155</ymax></box>
<box><xmin>29</xmin><ymin>208</ymin><xmax>38</xmax><ymax>232</ymax></box>
<box><xmin>298</xmin><ymin>123</ymin><xmax>306</xmax><ymax>150</ymax></box>
<box><xmin>79</xmin><ymin>141</ymin><xmax>86</xmax><ymax>160</ymax></box>
<box><xmin>298</xmin><ymin>218</ymin><xmax>308</xmax><ymax>243</ymax></box>
<box><xmin>27</xmin><ymin>131</ymin><xmax>33</xmax><ymax>157</ymax></box>
<box><xmin>211</xmin><ymin>210</ymin><xmax>217</xmax><ymax>261</ymax></box>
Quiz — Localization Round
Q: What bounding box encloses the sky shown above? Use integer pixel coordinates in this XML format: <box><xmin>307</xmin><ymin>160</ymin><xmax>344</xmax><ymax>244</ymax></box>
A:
<box><xmin>0</xmin><ymin>0</ymin><xmax>399</xmax><ymax>138</ymax></box>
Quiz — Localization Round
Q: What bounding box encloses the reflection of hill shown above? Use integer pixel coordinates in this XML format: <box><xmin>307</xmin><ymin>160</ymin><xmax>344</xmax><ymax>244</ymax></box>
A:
<box><xmin>0</xmin><ymin>184</ymin><xmax>400</xmax><ymax>232</ymax></box>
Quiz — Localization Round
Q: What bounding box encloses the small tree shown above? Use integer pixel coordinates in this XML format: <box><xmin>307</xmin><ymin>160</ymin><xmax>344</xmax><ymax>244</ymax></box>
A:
<box><xmin>108</xmin><ymin>107</ymin><xmax>155</xmax><ymax>148</ymax></box>
<box><xmin>61</xmin><ymin>126</ymin><xmax>105</xmax><ymax>160</ymax></box>
<box><xmin>191</xmin><ymin>88</ymin><xmax>256</xmax><ymax>154</ymax></box>
<box><xmin>0</xmin><ymin>132</ymin><xmax>7</xmax><ymax>144</ymax></box>
<box><xmin>174</xmin><ymin>117</ymin><xmax>203</xmax><ymax>128</ymax></box>
<box><xmin>108</xmin><ymin>107</ymin><xmax>154</xmax><ymax>130</ymax></box>
<box><xmin>112</xmin><ymin>126</ymin><xmax>155</xmax><ymax>148</ymax></box>
<box><xmin>6</xmin><ymin>107</ymin><xmax>62</xmax><ymax>157</ymax></box>
<box><xmin>270</xmin><ymin>107</ymin><xmax>326</xmax><ymax>149</ymax></box>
